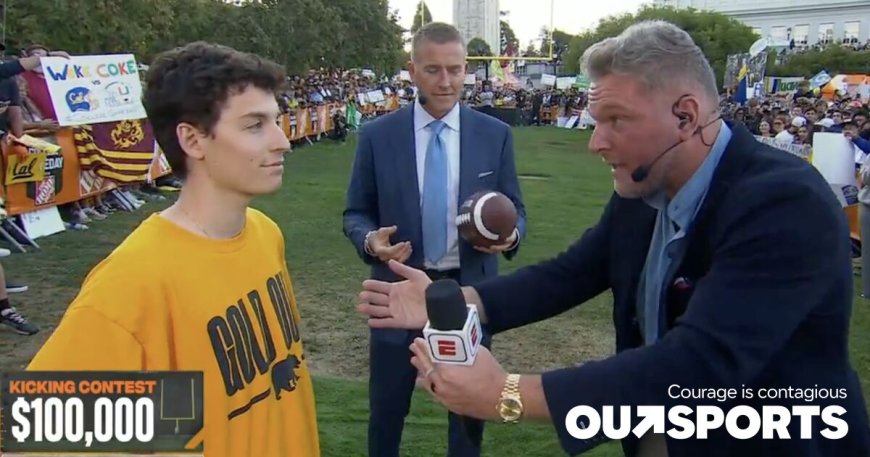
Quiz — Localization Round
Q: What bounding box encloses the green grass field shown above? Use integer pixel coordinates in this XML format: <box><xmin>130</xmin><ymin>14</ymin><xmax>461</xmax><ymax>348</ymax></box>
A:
<box><xmin>1</xmin><ymin>126</ymin><xmax>868</xmax><ymax>456</ymax></box>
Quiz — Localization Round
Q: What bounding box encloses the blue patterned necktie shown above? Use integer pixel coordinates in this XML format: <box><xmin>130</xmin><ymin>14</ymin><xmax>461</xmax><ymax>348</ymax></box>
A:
<box><xmin>422</xmin><ymin>119</ymin><xmax>448</xmax><ymax>265</ymax></box>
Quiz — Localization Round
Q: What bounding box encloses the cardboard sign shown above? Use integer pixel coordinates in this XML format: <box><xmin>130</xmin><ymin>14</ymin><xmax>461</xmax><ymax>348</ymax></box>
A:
<box><xmin>40</xmin><ymin>54</ymin><xmax>146</xmax><ymax>126</ymax></box>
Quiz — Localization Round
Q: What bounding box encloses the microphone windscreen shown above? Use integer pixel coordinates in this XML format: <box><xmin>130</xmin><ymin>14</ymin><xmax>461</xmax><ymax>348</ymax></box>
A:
<box><xmin>425</xmin><ymin>279</ymin><xmax>467</xmax><ymax>330</ymax></box>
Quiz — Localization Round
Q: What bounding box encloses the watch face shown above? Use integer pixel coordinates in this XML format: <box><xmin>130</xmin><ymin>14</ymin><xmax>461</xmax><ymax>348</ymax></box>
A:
<box><xmin>499</xmin><ymin>397</ymin><xmax>523</xmax><ymax>421</ymax></box>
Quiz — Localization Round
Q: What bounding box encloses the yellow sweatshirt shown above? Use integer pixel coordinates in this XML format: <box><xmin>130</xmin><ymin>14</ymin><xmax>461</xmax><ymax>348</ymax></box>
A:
<box><xmin>28</xmin><ymin>208</ymin><xmax>320</xmax><ymax>457</ymax></box>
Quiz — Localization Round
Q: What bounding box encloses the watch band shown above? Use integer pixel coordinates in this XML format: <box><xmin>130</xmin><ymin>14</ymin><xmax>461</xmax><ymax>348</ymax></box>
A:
<box><xmin>364</xmin><ymin>230</ymin><xmax>376</xmax><ymax>256</ymax></box>
<box><xmin>504</xmin><ymin>373</ymin><xmax>521</xmax><ymax>397</ymax></box>
<box><xmin>498</xmin><ymin>373</ymin><xmax>523</xmax><ymax>423</ymax></box>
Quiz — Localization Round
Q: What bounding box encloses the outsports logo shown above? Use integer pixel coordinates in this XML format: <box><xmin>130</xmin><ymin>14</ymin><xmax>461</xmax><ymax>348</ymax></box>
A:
<box><xmin>565</xmin><ymin>405</ymin><xmax>848</xmax><ymax>440</ymax></box>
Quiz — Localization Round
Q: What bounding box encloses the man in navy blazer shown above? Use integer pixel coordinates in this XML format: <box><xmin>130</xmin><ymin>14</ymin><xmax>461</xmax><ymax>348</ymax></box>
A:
<box><xmin>356</xmin><ymin>21</ymin><xmax>870</xmax><ymax>457</ymax></box>
<box><xmin>343</xmin><ymin>22</ymin><xmax>527</xmax><ymax>457</ymax></box>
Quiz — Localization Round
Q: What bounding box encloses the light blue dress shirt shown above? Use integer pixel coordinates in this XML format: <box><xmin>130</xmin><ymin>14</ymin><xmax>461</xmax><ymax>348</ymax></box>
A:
<box><xmin>638</xmin><ymin>123</ymin><xmax>733</xmax><ymax>345</ymax></box>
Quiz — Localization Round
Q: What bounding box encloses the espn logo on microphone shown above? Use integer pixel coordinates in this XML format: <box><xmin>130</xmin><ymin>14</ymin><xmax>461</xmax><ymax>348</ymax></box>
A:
<box><xmin>432</xmin><ymin>336</ymin><xmax>464</xmax><ymax>361</ymax></box>
<box><xmin>438</xmin><ymin>340</ymin><xmax>457</xmax><ymax>357</ymax></box>
<box><xmin>423</xmin><ymin>305</ymin><xmax>482</xmax><ymax>366</ymax></box>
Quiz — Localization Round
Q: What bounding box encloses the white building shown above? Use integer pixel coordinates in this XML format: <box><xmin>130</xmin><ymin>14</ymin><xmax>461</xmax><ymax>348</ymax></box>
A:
<box><xmin>453</xmin><ymin>0</ymin><xmax>501</xmax><ymax>56</ymax></box>
<box><xmin>653</xmin><ymin>0</ymin><xmax>870</xmax><ymax>46</ymax></box>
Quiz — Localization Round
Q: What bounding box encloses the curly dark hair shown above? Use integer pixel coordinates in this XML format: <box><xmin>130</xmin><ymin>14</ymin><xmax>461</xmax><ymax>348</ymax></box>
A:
<box><xmin>143</xmin><ymin>41</ymin><xmax>286</xmax><ymax>179</ymax></box>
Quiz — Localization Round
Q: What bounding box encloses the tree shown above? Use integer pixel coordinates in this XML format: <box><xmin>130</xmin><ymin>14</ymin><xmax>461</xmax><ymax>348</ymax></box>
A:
<box><xmin>6</xmin><ymin>0</ymin><xmax>173</xmax><ymax>59</ymax></box>
<box><xmin>540</xmin><ymin>28</ymin><xmax>572</xmax><ymax>61</ymax></box>
<box><xmin>467</xmin><ymin>37</ymin><xmax>493</xmax><ymax>57</ymax></box>
<box><xmin>768</xmin><ymin>45</ymin><xmax>870</xmax><ymax>77</ymax></box>
<box><xmin>382</xmin><ymin>7</ymin><xmax>412</xmax><ymax>72</ymax></box>
<box><xmin>523</xmin><ymin>42</ymin><xmax>540</xmax><ymax>58</ymax></box>
<box><xmin>153</xmin><ymin>0</ymin><xmax>231</xmax><ymax>54</ymax></box>
<box><xmin>562</xmin><ymin>6</ymin><xmax>758</xmax><ymax>88</ymax></box>
<box><xmin>5</xmin><ymin>0</ymin><xmax>406</xmax><ymax>76</ymax></box>
<box><xmin>328</xmin><ymin>0</ymin><xmax>405</xmax><ymax>74</ymax></box>
<box><xmin>500</xmin><ymin>20</ymin><xmax>519</xmax><ymax>55</ymax></box>
<box><xmin>411</xmin><ymin>1</ymin><xmax>433</xmax><ymax>35</ymax></box>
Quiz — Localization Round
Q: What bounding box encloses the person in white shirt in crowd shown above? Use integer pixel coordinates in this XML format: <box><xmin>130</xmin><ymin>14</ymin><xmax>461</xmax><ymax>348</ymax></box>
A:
<box><xmin>478</xmin><ymin>82</ymin><xmax>494</xmax><ymax>108</ymax></box>
<box><xmin>775</xmin><ymin>116</ymin><xmax>804</xmax><ymax>143</ymax></box>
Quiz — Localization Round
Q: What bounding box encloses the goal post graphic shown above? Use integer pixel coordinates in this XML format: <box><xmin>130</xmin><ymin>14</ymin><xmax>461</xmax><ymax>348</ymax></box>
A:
<box><xmin>159</xmin><ymin>378</ymin><xmax>197</xmax><ymax>435</ymax></box>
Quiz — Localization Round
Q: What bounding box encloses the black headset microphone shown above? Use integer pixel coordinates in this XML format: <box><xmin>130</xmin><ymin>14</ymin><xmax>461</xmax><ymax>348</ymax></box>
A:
<box><xmin>630</xmin><ymin>114</ymin><xmax>690</xmax><ymax>183</ymax></box>
<box><xmin>630</xmin><ymin>113</ymin><xmax>722</xmax><ymax>183</ymax></box>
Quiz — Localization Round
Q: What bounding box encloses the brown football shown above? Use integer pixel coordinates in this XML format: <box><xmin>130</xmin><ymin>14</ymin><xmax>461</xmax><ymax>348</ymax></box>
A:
<box><xmin>456</xmin><ymin>191</ymin><xmax>518</xmax><ymax>247</ymax></box>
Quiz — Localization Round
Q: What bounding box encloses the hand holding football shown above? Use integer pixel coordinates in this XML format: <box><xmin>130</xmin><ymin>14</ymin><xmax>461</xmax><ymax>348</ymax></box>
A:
<box><xmin>456</xmin><ymin>191</ymin><xmax>518</xmax><ymax>248</ymax></box>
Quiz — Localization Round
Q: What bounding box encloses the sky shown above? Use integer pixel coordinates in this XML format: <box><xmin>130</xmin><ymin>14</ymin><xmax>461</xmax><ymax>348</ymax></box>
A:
<box><xmin>388</xmin><ymin>0</ymin><xmax>649</xmax><ymax>47</ymax></box>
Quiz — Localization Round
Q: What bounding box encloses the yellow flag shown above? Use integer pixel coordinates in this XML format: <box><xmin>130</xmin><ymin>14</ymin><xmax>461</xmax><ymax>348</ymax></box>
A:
<box><xmin>5</xmin><ymin>152</ymin><xmax>47</xmax><ymax>185</ymax></box>
<box><xmin>737</xmin><ymin>63</ymin><xmax>749</xmax><ymax>81</ymax></box>
<box><xmin>490</xmin><ymin>60</ymin><xmax>505</xmax><ymax>82</ymax></box>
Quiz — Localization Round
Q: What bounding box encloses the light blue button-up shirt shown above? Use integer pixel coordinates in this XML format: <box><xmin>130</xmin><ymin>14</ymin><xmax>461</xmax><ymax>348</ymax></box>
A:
<box><xmin>638</xmin><ymin>123</ymin><xmax>732</xmax><ymax>345</ymax></box>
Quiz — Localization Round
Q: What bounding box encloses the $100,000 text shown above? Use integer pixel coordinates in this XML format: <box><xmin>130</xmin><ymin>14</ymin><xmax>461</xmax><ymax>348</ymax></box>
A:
<box><xmin>10</xmin><ymin>396</ymin><xmax>154</xmax><ymax>446</ymax></box>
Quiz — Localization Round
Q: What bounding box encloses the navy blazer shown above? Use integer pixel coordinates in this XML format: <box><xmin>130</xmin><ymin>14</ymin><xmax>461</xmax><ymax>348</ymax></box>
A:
<box><xmin>475</xmin><ymin>123</ymin><xmax>870</xmax><ymax>456</ymax></box>
<box><xmin>343</xmin><ymin>104</ymin><xmax>527</xmax><ymax>341</ymax></box>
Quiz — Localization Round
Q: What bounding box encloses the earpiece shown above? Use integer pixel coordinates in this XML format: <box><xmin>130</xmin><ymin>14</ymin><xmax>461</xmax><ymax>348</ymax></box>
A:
<box><xmin>632</xmin><ymin>98</ymin><xmax>721</xmax><ymax>183</ymax></box>
<box><xmin>678</xmin><ymin>114</ymin><xmax>690</xmax><ymax>129</ymax></box>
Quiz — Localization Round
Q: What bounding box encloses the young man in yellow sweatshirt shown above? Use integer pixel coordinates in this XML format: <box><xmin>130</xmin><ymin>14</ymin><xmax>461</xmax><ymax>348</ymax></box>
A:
<box><xmin>27</xmin><ymin>42</ymin><xmax>320</xmax><ymax>457</ymax></box>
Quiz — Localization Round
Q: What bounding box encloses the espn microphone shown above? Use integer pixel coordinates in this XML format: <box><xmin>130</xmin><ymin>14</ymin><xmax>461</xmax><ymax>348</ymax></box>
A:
<box><xmin>423</xmin><ymin>279</ymin><xmax>482</xmax><ymax>366</ymax></box>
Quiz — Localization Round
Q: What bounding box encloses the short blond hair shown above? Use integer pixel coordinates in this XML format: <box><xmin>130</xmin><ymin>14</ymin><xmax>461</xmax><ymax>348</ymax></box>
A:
<box><xmin>411</xmin><ymin>22</ymin><xmax>465</xmax><ymax>62</ymax></box>
<box><xmin>581</xmin><ymin>20</ymin><xmax>718</xmax><ymax>102</ymax></box>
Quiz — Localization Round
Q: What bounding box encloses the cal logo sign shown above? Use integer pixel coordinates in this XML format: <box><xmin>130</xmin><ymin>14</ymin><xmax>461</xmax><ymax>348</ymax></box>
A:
<box><xmin>5</xmin><ymin>153</ymin><xmax>46</xmax><ymax>185</ymax></box>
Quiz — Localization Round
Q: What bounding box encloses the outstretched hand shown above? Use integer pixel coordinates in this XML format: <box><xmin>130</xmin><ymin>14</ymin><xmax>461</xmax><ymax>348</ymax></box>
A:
<box><xmin>357</xmin><ymin>260</ymin><xmax>431</xmax><ymax>329</ymax></box>
<box><xmin>368</xmin><ymin>226</ymin><xmax>412</xmax><ymax>263</ymax></box>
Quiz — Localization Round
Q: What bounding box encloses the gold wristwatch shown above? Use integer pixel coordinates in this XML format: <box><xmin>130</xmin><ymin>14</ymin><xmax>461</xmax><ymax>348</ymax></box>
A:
<box><xmin>497</xmin><ymin>374</ymin><xmax>523</xmax><ymax>423</ymax></box>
